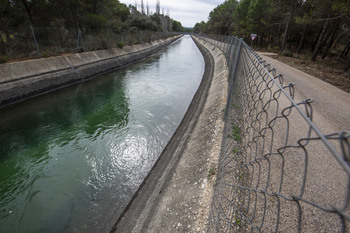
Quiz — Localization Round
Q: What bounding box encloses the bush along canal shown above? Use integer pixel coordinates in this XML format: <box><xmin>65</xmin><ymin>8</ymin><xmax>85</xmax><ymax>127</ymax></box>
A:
<box><xmin>0</xmin><ymin>35</ymin><xmax>205</xmax><ymax>233</ymax></box>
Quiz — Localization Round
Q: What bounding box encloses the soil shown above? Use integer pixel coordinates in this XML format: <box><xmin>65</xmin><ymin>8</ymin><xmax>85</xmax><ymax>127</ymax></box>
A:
<box><xmin>261</xmin><ymin>52</ymin><xmax>350</xmax><ymax>93</ymax></box>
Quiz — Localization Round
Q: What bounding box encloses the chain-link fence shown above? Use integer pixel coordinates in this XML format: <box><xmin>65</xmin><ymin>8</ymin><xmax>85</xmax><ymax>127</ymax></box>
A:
<box><xmin>0</xmin><ymin>27</ymin><xmax>174</xmax><ymax>63</ymax></box>
<box><xmin>197</xmin><ymin>35</ymin><xmax>350</xmax><ymax>232</ymax></box>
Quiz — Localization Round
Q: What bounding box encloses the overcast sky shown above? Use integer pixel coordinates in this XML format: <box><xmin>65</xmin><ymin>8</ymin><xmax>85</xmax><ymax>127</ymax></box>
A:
<box><xmin>119</xmin><ymin>0</ymin><xmax>225</xmax><ymax>28</ymax></box>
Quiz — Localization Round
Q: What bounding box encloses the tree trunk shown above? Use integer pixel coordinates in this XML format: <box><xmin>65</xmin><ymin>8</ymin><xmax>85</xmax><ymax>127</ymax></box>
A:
<box><xmin>322</xmin><ymin>25</ymin><xmax>338</xmax><ymax>59</ymax></box>
<box><xmin>0</xmin><ymin>34</ymin><xmax>6</xmax><ymax>54</ymax></box>
<box><xmin>21</xmin><ymin>0</ymin><xmax>34</xmax><ymax>25</ymax></box>
<box><xmin>311</xmin><ymin>33</ymin><xmax>319</xmax><ymax>52</ymax></box>
<box><xmin>344</xmin><ymin>58</ymin><xmax>350</xmax><ymax>72</ymax></box>
<box><xmin>340</xmin><ymin>40</ymin><xmax>350</xmax><ymax>56</ymax></box>
<box><xmin>345</xmin><ymin>44</ymin><xmax>350</xmax><ymax>56</ymax></box>
<box><xmin>333</xmin><ymin>30</ymin><xmax>344</xmax><ymax>49</ymax></box>
<box><xmin>69</xmin><ymin>0</ymin><xmax>80</xmax><ymax>29</ymax></box>
<box><xmin>297</xmin><ymin>25</ymin><xmax>307</xmax><ymax>54</ymax></box>
<box><xmin>281</xmin><ymin>3</ymin><xmax>295</xmax><ymax>53</ymax></box>
<box><xmin>311</xmin><ymin>16</ymin><xmax>329</xmax><ymax>61</ymax></box>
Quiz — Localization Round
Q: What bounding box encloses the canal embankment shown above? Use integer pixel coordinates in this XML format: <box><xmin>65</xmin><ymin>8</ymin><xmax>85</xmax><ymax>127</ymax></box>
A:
<box><xmin>0</xmin><ymin>35</ymin><xmax>181</xmax><ymax>108</ymax></box>
<box><xmin>113</xmin><ymin>36</ymin><xmax>228</xmax><ymax>232</ymax></box>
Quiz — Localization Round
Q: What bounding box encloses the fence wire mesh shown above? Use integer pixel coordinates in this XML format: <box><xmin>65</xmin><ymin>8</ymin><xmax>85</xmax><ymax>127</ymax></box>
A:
<box><xmin>198</xmin><ymin>35</ymin><xmax>350</xmax><ymax>232</ymax></box>
<box><xmin>0</xmin><ymin>27</ymin><xmax>174</xmax><ymax>62</ymax></box>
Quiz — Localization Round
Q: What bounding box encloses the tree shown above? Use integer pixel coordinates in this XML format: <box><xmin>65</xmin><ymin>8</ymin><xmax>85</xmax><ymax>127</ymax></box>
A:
<box><xmin>156</xmin><ymin>0</ymin><xmax>160</xmax><ymax>15</ymax></box>
<box><xmin>205</xmin><ymin>0</ymin><xmax>237</xmax><ymax>35</ymax></box>
<box><xmin>172</xmin><ymin>20</ymin><xmax>183</xmax><ymax>32</ymax></box>
<box><xmin>193</xmin><ymin>21</ymin><xmax>206</xmax><ymax>34</ymax></box>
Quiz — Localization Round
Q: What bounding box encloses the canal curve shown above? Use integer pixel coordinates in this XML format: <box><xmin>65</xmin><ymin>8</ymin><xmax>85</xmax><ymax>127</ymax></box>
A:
<box><xmin>0</xmin><ymin>35</ymin><xmax>204</xmax><ymax>233</ymax></box>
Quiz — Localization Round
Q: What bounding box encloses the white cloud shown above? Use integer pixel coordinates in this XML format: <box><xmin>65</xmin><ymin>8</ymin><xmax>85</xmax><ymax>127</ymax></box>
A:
<box><xmin>119</xmin><ymin>0</ymin><xmax>224</xmax><ymax>27</ymax></box>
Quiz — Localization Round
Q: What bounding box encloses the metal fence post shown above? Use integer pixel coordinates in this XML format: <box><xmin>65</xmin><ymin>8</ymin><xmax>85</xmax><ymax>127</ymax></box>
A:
<box><xmin>75</xmin><ymin>28</ymin><xmax>83</xmax><ymax>53</ymax></box>
<box><xmin>226</xmin><ymin>36</ymin><xmax>234</xmax><ymax>68</ymax></box>
<box><xmin>228</xmin><ymin>37</ymin><xmax>238</xmax><ymax>79</ymax></box>
<box><xmin>224</xmin><ymin>36</ymin><xmax>230</xmax><ymax>58</ymax></box>
<box><xmin>231</xmin><ymin>38</ymin><xmax>242</xmax><ymax>81</ymax></box>
<box><xmin>30</xmin><ymin>26</ymin><xmax>41</xmax><ymax>58</ymax></box>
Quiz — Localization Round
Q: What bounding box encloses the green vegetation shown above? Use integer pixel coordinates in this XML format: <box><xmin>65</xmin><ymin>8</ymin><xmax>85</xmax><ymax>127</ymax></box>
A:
<box><xmin>208</xmin><ymin>167</ymin><xmax>216</xmax><ymax>180</ymax></box>
<box><xmin>282</xmin><ymin>50</ymin><xmax>293</xmax><ymax>57</ymax></box>
<box><xmin>193</xmin><ymin>0</ymin><xmax>350</xmax><ymax>71</ymax></box>
<box><xmin>117</xmin><ymin>41</ymin><xmax>125</xmax><ymax>49</ymax></box>
<box><xmin>0</xmin><ymin>55</ymin><xmax>8</xmax><ymax>63</ymax></box>
<box><xmin>236</xmin><ymin>218</ymin><xmax>241</xmax><ymax>227</ymax></box>
<box><xmin>0</xmin><ymin>0</ymin><xmax>183</xmax><ymax>61</ymax></box>
<box><xmin>231</xmin><ymin>125</ymin><xmax>241</xmax><ymax>142</ymax></box>
<box><xmin>0</xmin><ymin>0</ymin><xmax>182</xmax><ymax>32</ymax></box>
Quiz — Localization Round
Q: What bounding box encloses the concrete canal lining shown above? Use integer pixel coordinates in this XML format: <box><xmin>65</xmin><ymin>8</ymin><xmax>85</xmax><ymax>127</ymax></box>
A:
<box><xmin>112</xmin><ymin>36</ymin><xmax>228</xmax><ymax>232</ymax></box>
<box><xmin>0</xmin><ymin>35</ymin><xmax>181</xmax><ymax>108</ymax></box>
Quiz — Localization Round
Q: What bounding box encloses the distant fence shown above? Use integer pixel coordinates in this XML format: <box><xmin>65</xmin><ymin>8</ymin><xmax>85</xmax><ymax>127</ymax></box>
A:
<box><xmin>197</xmin><ymin>35</ymin><xmax>350</xmax><ymax>232</ymax></box>
<box><xmin>0</xmin><ymin>27</ymin><xmax>175</xmax><ymax>62</ymax></box>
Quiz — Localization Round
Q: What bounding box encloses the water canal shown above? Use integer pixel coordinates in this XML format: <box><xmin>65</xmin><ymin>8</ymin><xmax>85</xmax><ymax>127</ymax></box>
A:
<box><xmin>0</xmin><ymin>35</ymin><xmax>205</xmax><ymax>233</ymax></box>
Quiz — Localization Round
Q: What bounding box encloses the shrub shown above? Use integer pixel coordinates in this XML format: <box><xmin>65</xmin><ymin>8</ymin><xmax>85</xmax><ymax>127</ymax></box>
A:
<box><xmin>0</xmin><ymin>55</ymin><xmax>9</xmax><ymax>63</ymax></box>
<box><xmin>117</xmin><ymin>41</ymin><xmax>125</xmax><ymax>49</ymax></box>
<box><xmin>282</xmin><ymin>50</ymin><xmax>293</xmax><ymax>57</ymax></box>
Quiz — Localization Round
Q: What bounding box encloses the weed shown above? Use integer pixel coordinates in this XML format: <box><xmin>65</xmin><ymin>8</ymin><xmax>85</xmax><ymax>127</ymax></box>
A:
<box><xmin>236</xmin><ymin>218</ymin><xmax>241</xmax><ymax>227</ymax></box>
<box><xmin>207</xmin><ymin>167</ymin><xmax>216</xmax><ymax>180</ymax></box>
<box><xmin>232</xmin><ymin>125</ymin><xmax>241</xmax><ymax>142</ymax></box>
<box><xmin>41</xmin><ymin>50</ymin><xmax>52</xmax><ymax>58</ymax></box>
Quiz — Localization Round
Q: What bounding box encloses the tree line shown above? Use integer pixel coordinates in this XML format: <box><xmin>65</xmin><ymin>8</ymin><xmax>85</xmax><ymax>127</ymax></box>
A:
<box><xmin>0</xmin><ymin>0</ymin><xmax>183</xmax><ymax>32</ymax></box>
<box><xmin>193</xmin><ymin>0</ymin><xmax>350</xmax><ymax>70</ymax></box>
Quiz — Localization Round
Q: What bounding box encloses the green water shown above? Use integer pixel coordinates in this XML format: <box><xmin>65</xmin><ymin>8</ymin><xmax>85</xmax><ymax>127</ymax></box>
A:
<box><xmin>0</xmin><ymin>36</ymin><xmax>204</xmax><ymax>232</ymax></box>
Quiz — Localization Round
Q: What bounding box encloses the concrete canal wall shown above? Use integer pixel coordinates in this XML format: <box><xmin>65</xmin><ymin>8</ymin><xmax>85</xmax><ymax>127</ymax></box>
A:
<box><xmin>0</xmin><ymin>35</ymin><xmax>181</xmax><ymax>108</ymax></box>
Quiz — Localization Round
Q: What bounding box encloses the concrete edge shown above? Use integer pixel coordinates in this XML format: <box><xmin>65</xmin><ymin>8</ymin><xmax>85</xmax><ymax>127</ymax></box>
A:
<box><xmin>0</xmin><ymin>35</ymin><xmax>182</xmax><ymax>108</ymax></box>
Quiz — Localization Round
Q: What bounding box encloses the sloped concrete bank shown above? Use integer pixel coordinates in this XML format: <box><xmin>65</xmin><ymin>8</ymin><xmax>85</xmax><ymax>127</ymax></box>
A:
<box><xmin>0</xmin><ymin>35</ymin><xmax>181</xmax><ymax>108</ymax></box>
<box><xmin>112</xmin><ymin>37</ymin><xmax>228</xmax><ymax>232</ymax></box>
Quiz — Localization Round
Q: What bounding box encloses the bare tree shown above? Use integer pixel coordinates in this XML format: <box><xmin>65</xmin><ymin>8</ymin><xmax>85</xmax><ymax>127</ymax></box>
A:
<box><xmin>146</xmin><ymin>1</ymin><xmax>149</xmax><ymax>16</ymax></box>
<box><xmin>134</xmin><ymin>0</ymin><xmax>138</xmax><ymax>12</ymax></box>
<box><xmin>156</xmin><ymin>0</ymin><xmax>160</xmax><ymax>15</ymax></box>
<box><xmin>141</xmin><ymin>0</ymin><xmax>145</xmax><ymax>14</ymax></box>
